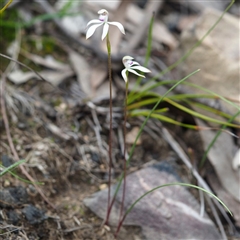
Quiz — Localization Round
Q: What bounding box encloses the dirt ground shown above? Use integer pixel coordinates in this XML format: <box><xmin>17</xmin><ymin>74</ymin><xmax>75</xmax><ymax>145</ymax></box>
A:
<box><xmin>0</xmin><ymin>79</ymin><xmax>238</xmax><ymax>240</ymax></box>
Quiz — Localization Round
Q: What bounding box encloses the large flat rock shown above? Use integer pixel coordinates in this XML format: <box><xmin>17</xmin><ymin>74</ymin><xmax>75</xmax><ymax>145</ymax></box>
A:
<box><xmin>84</xmin><ymin>162</ymin><xmax>221</xmax><ymax>239</ymax></box>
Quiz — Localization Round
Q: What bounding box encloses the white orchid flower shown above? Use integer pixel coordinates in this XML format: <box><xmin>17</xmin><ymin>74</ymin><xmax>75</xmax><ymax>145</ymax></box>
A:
<box><xmin>86</xmin><ymin>9</ymin><xmax>125</xmax><ymax>41</ymax></box>
<box><xmin>121</xmin><ymin>56</ymin><xmax>151</xmax><ymax>83</ymax></box>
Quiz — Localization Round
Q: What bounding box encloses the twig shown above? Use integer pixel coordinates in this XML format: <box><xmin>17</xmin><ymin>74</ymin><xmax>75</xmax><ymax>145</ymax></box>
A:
<box><xmin>0</xmin><ymin>73</ymin><xmax>55</xmax><ymax>209</ymax></box>
<box><xmin>205</xmin><ymin>194</ymin><xmax>227</xmax><ymax>240</ymax></box>
<box><xmin>0</xmin><ymin>53</ymin><xmax>46</xmax><ymax>81</ymax></box>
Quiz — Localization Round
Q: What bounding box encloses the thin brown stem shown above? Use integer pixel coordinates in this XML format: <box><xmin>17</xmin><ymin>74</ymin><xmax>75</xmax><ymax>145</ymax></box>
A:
<box><xmin>105</xmin><ymin>34</ymin><xmax>113</xmax><ymax>225</ymax></box>
<box><xmin>0</xmin><ymin>74</ymin><xmax>55</xmax><ymax>209</ymax></box>
<box><xmin>115</xmin><ymin>75</ymin><xmax>129</xmax><ymax>237</ymax></box>
<box><xmin>118</xmin><ymin>78</ymin><xmax>128</xmax><ymax>224</ymax></box>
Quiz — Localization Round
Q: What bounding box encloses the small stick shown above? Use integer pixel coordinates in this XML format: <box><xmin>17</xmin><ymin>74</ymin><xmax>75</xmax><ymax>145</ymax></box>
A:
<box><xmin>0</xmin><ymin>73</ymin><xmax>56</xmax><ymax>209</ymax></box>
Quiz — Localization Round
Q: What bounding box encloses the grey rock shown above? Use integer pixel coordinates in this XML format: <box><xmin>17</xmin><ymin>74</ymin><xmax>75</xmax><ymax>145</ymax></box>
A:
<box><xmin>0</xmin><ymin>186</ymin><xmax>28</xmax><ymax>207</ymax></box>
<box><xmin>22</xmin><ymin>204</ymin><xmax>47</xmax><ymax>225</ymax></box>
<box><xmin>84</xmin><ymin>162</ymin><xmax>221</xmax><ymax>240</ymax></box>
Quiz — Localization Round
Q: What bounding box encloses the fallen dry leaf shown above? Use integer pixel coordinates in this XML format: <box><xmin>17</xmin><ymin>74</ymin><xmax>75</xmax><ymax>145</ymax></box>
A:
<box><xmin>22</xmin><ymin>52</ymin><xmax>70</xmax><ymax>71</ymax></box>
<box><xmin>232</xmin><ymin>148</ymin><xmax>240</xmax><ymax>170</ymax></box>
<box><xmin>92</xmin><ymin>81</ymin><xmax>116</xmax><ymax>103</ymax></box>
<box><xmin>152</xmin><ymin>21</ymin><xmax>179</xmax><ymax>50</ymax></box>
<box><xmin>69</xmin><ymin>51</ymin><xmax>93</xmax><ymax>98</ymax></box>
<box><xmin>90</xmin><ymin>64</ymin><xmax>107</xmax><ymax>90</ymax></box>
<box><xmin>180</xmin><ymin>8</ymin><xmax>240</xmax><ymax>114</ymax></box>
<box><xmin>8</xmin><ymin>68</ymin><xmax>73</xmax><ymax>86</ymax></box>
<box><xmin>196</xmin><ymin>119</ymin><xmax>240</xmax><ymax>202</ymax></box>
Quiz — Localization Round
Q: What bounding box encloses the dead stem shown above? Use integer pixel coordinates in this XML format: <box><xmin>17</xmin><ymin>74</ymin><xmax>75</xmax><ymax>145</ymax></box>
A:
<box><xmin>0</xmin><ymin>73</ymin><xmax>56</xmax><ymax>209</ymax></box>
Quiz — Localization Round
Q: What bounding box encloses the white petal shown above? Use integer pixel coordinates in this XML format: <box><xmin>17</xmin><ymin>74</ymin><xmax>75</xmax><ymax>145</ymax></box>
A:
<box><xmin>123</xmin><ymin>56</ymin><xmax>134</xmax><ymax>61</ymax></box>
<box><xmin>102</xmin><ymin>23</ymin><xmax>109</xmax><ymax>40</ymax></box>
<box><xmin>108</xmin><ymin>21</ymin><xmax>125</xmax><ymax>34</ymax></box>
<box><xmin>98</xmin><ymin>9</ymin><xmax>108</xmax><ymax>15</ymax></box>
<box><xmin>121</xmin><ymin>69</ymin><xmax>128</xmax><ymax>82</ymax></box>
<box><xmin>87</xmin><ymin>19</ymin><xmax>102</xmax><ymax>26</ymax></box>
<box><xmin>130</xmin><ymin>61</ymin><xmax>140</xmax><ymax>66</ymax></box>
<box><xmin>131</xmin><ymin>65</ymin><xmax>151</xmax><ymax>73</ymax></box>
<box><xmin>128</xmin><ymin>69</ymin><xmax>146</xmax><ymax>78</ymax></box>
<box><xmin>86</xmin><ymin>23</ymin><xmax>103</xmax><ymax>39</ymax></box>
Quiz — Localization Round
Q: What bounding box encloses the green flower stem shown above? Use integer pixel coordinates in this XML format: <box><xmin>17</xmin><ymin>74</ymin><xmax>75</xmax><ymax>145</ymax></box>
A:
<box><xmin>105</xmin><ymin>33</ymin><xmax>113</xmax><ymax>225</ymax></box>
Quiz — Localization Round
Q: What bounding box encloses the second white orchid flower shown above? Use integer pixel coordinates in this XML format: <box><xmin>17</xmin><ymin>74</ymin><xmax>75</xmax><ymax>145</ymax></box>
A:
<box><xmin>86</xmin><ymin>9</ymin><xmax>125</xmax><ymax>41</ymax></box>
<box><xmin>121</xmin><ymin>56</ymin><xmax>151</xmax><ymax>83</ymax></box>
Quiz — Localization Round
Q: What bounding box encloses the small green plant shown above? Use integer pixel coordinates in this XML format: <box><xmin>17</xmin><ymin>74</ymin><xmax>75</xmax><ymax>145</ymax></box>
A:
<box><xmin>86</xmin><ymin>9</ymin><xmax>125</xmax><ymax>226</ymax></box>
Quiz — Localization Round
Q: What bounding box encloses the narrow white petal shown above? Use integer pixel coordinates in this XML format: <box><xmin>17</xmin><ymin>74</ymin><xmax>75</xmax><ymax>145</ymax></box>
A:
<box><xmin>86</xmin><ymin>23</ymin><xmax>103</xmax><ymax>39</ymax></box>
<box><xmin>128</xmin><ymin>69</ymin><xmax>146</xmax><ymax>78</ymax></box>
<box><xmin>87</xmin><ymin>19</ymin><xmax>102</xmax><ymax>26</ymax></box>
<box><xmin>121</xmin><ymin>69</ymin><xmax>128</xmax><ymax>82</ymax></box>
<box><xmin>102</xmin><ymin>23</ymin><xmax>109</xmax><ymax>40</ymax></box>
<box><xmin>108</xmin><ymin>22</ymin><xmax>125</xmax><ymax>34</ymax></box>
<box><xmin>131</xmin><ymin>66</ymin><xmax>151</xmax><ymax>73</ymax></box>
<box><xmin>131</xmin><ymin>61</ymin><xmax>140</xmax><ymax>66</ymax></box>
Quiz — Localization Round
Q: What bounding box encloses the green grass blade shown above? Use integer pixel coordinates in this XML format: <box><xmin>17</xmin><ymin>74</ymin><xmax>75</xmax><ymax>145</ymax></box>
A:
<box><xmin>0</xmin><ymin>160</ymin><xmax>25</xmax><ymax>176</ymax></box>
<box><xmin>113</xmin><ymin>69</ymin><xmax>200</xmax><ymax>199</ymax></box>
<box><xmin>130</xmin><ymin>110</ymin><xmax>197</xmax><ymax>129</ymax></box>
<box><xmin>128</xmin><ymin>69</ymin><xmax>200</xmax><ymax>163</ymax></box>
<box><xmin>186</xmin><ymin>100</ymin><xmax>238</xmax><ymax>122</ymax></box>
<box><xmin>128</xmin><ymin>80</ymin><xmax>178</xmax><ymax>104</ymax></box>
<box><xmin>183</xmin><ymin>82</ymin><xmax>240</xmax><ymax>111</ymax></box>
<box><xmin>164</xmin><ymin>98</ymin><xmax>240</xmax><ymax>128</ymax></box>
<box><xmin>128</xmin><ymin>96</ymin><xmax>239</xmax><ymax>128</ymax></box>
<box><xmin>0</xmin><ymin>162</ymin><xmax>43</xmax><ymax>184</ymax></box>
<box><xmin>123</xmin><ymin>182</ymin><xmax>232</xmax><ymax>221</ymax></box>
<box><xmin>200</xmin><ymin>110</ymin><xmax>240</xmax><ymax>168</ymax></box>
